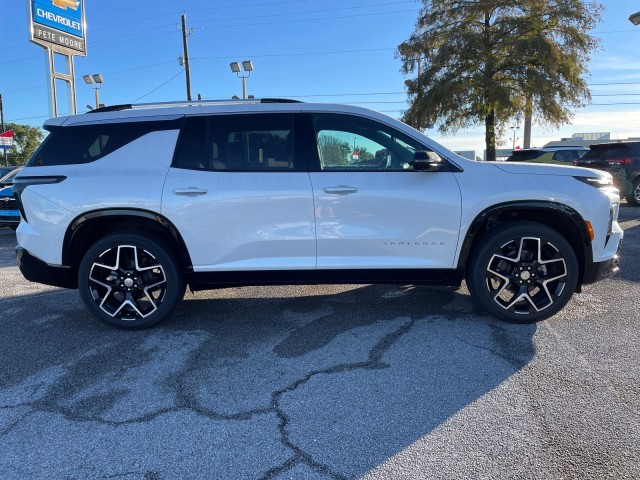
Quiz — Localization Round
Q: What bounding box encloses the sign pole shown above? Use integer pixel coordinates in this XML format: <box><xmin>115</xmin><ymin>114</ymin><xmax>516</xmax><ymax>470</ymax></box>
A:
<box><xmin>46</xmin><ymin>48</ymin><xmax>58</xmax><ymax>118</ymax></box>
<box><xmin>0</xmin><ymin>94</ymin><xmax>6</xmax><ymax>166</ymax></box>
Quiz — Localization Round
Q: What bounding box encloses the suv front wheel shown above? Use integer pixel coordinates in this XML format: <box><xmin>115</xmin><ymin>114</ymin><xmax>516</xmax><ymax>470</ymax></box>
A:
<box><xmin>625</xmin><ymin>178</ymin><xmax>640</xmax><ymax>207</ymax></box>
<box><xmin>78</xmin><ymin>232</ymin><xmax>185</xmax><ymax>329</ymax></box>
<box><xmin>466</xmin><ymin>222</ymin><xmax>579</xmax><ymax>323</ymax></box>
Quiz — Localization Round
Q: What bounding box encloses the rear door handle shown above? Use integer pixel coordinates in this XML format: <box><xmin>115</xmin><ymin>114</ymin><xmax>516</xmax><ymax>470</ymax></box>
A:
<box><xmin>323</xmin><ymin>186</ymin><xmax>358</xmax><ymax>195</ymax></box>
<box><xmin>173</xmin><ymin>188</ymin><xmax>208</xmax><ymax>196</ymax></box>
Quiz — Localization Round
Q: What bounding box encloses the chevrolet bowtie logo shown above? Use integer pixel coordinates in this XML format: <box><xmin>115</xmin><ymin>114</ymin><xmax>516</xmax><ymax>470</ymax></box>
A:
<box><xmin>51</xmin><ymin>0</ymin><xmax>80</xmax><ymax>10</ymax></box>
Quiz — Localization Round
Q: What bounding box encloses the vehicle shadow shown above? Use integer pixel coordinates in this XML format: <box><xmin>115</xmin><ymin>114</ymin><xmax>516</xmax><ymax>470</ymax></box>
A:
<box><xmin>0</xmin><ymin>282</ymin><xmax>536</xmax><ymax>478</ymax></box>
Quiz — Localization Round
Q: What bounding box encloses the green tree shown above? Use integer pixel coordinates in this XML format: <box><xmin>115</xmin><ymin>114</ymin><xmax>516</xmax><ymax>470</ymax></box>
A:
<box><xmin>398</xmin><ymin>0</ymin><xmax>601</xmax><ymax>161</ymax></box>
<box><xmin>2</xmin><ymin>122</ymin><xmax>45</xmax><ymax>166</ymax></box>
<box><xmin>318</xmin><ymin>135</ymin><xmax>352</xmax><ymax>165</ymax></box>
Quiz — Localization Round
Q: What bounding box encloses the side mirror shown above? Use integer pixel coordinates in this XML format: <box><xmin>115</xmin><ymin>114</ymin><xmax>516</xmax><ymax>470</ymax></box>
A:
<box><xmin>412</xmin><ymin>151</ymin><xmax>445</xmax><ymax>172</ymax></box>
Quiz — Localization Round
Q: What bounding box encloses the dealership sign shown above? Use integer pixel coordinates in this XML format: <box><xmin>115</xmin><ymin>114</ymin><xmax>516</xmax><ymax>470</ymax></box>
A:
<box><xmin>29</xmin><ymin>0</ymin><xmax>86</xmax><ymax>55</ymax></box>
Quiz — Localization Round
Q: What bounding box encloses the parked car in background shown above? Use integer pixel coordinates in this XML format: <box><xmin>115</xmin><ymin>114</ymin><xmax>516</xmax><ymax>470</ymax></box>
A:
<box><xmin>506</xmin><ymin>146</ymin><xmax>588</xmax><ymax>165</ymax></box>
<box><xmin>574</xmin><ymin>142</ymin><xmax>640</xmax><ymax>206</ymax></box>
<box><xmin>0</xmin><ymin>166</ymin><xmax>22</xmax><ymax>187</ymax></box>
<box><xmin>0</xmin><ymin>166</ymin><xmax>16</xmax><ymax>178</ymax></box>
<box><xmin>0</xmin><ymin>167</ymin><xmax>23</xmax><ymax>230</ymax></box>
<box><xmin>0</xmin><ymin>185</ymin><xmax>19</xmax><ymax>230</ymax></box>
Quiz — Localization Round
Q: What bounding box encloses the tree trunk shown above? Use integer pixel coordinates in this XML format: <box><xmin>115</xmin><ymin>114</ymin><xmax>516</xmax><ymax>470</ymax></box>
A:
<box><xmin>485</xmin><ymin>108</ymin><xmax>496</xmax><ymax>161</ymax></box>
<box><xmin>523</xmin><ymin>92</ymin><xmax>533</xmax><ymax>149</ymax></box>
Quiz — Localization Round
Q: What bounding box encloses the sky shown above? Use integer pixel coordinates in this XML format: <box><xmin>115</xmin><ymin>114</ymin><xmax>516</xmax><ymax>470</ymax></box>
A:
<box><xmin>1</xmin><ymin>0</ymin><xmax>640</xmax><ymax>157</ymax></box>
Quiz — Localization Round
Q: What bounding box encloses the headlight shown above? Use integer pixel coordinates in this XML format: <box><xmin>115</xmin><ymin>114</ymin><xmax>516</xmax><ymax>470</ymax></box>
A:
<box><xmin>574</xmin><ymin>175</ymin><xmax>613</xmax><ymax>188</ymax></box>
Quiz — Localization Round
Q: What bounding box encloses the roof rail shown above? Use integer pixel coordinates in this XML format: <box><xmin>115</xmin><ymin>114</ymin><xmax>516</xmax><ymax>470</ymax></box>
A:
<box><xmin>88</xmin><ymin>98</ymin><xmax>302</xmax><ymax>114</ymax></box>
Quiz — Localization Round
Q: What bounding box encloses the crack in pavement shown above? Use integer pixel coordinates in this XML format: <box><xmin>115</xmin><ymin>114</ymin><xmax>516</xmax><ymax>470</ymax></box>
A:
<box><xmin>2</xmin><ymin>285</ymin><xmax>478</xmax><ymax>478</ymax></box>
<box><xmin>261</xmin><ymin>318</ymin><xmax>417</xmax><ymax>480</ymax></box>
<box><xmin>4</xmin><ymin>317</ymin><xmax>420</xmax><ymax>479</ymax></box>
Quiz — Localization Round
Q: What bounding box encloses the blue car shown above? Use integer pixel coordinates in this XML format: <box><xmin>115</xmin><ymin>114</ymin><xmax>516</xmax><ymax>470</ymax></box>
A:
<box><xmin>0</xmin><ymin>167</ymin><xmax>22</xmax><ymax>230</ymax></box>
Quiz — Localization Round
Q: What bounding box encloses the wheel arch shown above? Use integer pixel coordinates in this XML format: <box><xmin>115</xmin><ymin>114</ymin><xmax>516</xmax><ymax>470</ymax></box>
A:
<box><xmin>457</xmin><ymin>201</ymin><xmax>593</xmax><ymax>286</ymax></box>
<box><xmin>62</xmin><ymin>209</ymin><xmax>192</xmax><ymax>286</ymax></box>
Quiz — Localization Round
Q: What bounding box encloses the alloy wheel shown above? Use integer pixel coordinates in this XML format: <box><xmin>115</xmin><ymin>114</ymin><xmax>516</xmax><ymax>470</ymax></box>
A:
<box><xmin>88</xmin><ymin>244</ymin><xmax>167</xmax><ymax>320</ymax></box>
<box><xmin>484</xmin><ymin>236</ymin><xmax>568</xmax><ymax>316</ymax></box>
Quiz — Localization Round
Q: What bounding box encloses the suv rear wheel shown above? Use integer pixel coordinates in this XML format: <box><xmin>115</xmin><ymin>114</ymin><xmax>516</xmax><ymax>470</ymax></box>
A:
<box><xmin>78</xmin><ymin>232</ymin><xmax>185</xmax><ymax>329</ymax></box>
<box><xmin>466</xmin><ymin>222</ymin><xmax>579</xmax><ymax>323</ymax></box>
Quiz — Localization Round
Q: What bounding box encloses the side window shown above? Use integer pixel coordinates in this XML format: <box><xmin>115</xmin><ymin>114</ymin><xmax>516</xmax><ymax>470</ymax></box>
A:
<box><xmin>216</xmin><ymin>114</ymin><xmax>295</xmax><ymax>171</ymax></box>
<box><xmin>552</xmin><ymin>150</ymin><xmax>575</xmax><ymax>162</ymax></box>
<box><xmin>28</xmin><ymin>121</ymin><xmax>179</xmax><ymax>167</ymax></box>
<box><xmin>173</xmin><ymin>117</ymin><xmax>207</xmax><ymax>170</ymax></box>
<box><xmin>174</xmin><ymin>113</ymin><xmax>297</xmax><ymax>172</ymax></box>
<box><xmin>311</xmin><ymin>113</ymin><xmax>425</xmax><ymax>171</ymax></box>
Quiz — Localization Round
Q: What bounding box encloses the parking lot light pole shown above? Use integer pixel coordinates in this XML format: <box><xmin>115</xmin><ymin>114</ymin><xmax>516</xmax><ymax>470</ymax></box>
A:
<box><xmin>630</xmin><ymin>11</ymin><xmax>640</xmax><ymax>25</ymax></box>
<box><xmin>230</xmin><ymin>61</ymin><xmax>254</xmax><ymax>99</ymax></box>
<box><xmin>82</xmin><ymin>74</ymin><xmax>104</xmax><ymax>109</ymax></box>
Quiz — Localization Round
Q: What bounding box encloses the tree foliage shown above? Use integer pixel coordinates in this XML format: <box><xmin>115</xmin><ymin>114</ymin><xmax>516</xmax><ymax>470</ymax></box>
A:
<box><xmin>1</xmin><ymin>123</ymin><xmax>45</xmax><ymax>166</ymax></box>
<box><xmin>398</xmin><ymin>0</ymin><xmax>602</xmax><ymax>160</ymax></box>
<box><xmin>317</xmin><ymin>135</ymin><xmax>375</xmax><ymax>165</ymax></box>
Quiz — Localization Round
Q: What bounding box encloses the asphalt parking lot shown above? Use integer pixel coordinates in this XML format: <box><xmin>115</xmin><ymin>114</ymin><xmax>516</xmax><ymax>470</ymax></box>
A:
<box><xmin>1</xmin><ymin>207</ymin><xmax>639</xmax><ymax>480</ymax></box>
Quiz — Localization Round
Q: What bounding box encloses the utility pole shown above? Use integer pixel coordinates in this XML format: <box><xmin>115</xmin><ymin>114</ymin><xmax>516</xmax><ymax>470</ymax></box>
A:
<box><xmin>181</xmin><ymin>13</ymin><xmax>192</xmax><ymax>101</ymax></box>
<box><xmin>0</xmin><ymin>94</ymin><xmax>6</xmax><ymax>166</ymax></box>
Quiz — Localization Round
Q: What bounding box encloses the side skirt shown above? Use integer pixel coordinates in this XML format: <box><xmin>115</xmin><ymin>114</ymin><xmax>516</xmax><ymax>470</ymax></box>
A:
<box><xmin>187</xmin><ymin>268</ymin><xmax>465</xmax><ymax>291</ymax></box>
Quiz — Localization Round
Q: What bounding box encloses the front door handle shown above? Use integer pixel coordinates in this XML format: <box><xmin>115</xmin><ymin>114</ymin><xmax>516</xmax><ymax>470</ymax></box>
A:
<box><xmin>173</xmin><ymin>188</ymin><xmax>208</xmax><ymax>196</ymax></box>
<box><xmin>323</xmin><ymin>186</ymin><xmax>358</xmax><ymax>195</ymax></box>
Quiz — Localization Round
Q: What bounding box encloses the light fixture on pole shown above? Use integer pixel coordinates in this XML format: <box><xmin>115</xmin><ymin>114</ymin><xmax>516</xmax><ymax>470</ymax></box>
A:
<box><xmin>83</xmin><ymin>73</ymin><xmax>104</xmax><ymax>109</ymax></box>
<box><xmin>510</xmin><ymin>123</ymin><xmax>520</xmax><ymax>150</ymax></box>
<box><xmin>630</xmin><ymin>11</ymin><xmax>640</xmax><ymax>25</ymax></box>
<box><xmin>229</xmin><ymin>60</ymin><xmax>254</xmax><ymax>99</ymax></box>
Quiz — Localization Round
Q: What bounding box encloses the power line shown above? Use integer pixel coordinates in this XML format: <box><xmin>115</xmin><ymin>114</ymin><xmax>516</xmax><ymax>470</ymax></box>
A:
<box><xmin>130</xmin><ymin>70</ymin><xmax>185</xmax><ymax>103</ymax></box>
<box><xmin>190</xmin><ymin>1</ymin><xmax>416</xmax><ymax>24</ymax></box>
<box><xmin>192</xmin><ymin>47</ymin><xmax>395</xmax><ymax>61</ymax></box>
<box><xmin>197</xmin><ymin>8</ymin><xmax>417</xmax><ymax>30</ymax></box>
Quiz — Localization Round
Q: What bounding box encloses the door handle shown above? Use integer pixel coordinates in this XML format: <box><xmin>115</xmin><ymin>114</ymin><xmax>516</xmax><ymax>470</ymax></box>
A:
<box><xmin>173</xmin><ymin>188</ymin><xmax>208</xmax><ymax>196</ymax></box>
<box><xmin>323</xmin><ymin>186</ymin><xmax>358</xmax><ymax>195</ymax></box>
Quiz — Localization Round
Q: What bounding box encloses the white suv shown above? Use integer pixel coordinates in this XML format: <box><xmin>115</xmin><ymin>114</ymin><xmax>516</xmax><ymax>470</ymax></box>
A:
<box><xmin>13</xmin><ymin>99</ymin><xmax>623</xmax><ymax>329</ymax></box>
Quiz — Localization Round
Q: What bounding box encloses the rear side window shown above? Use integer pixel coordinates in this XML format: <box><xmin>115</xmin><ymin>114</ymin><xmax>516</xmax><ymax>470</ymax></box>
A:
<box><xmin>28</xmin><ymin>120</ymin><xmax>180</xmax><ymax>167</ymax></box>
<box><xmin>173</xmin><ymin>113</ymin><xmax>300</xmax><ymax>171</ymax></box>
<box><xmin>551</xmin><ymin>150</ymin><xmax>585</xmax><ymax>162</ymax></box>
<box><xmin>506</xmin><ymin>150</ymin><xmax>544</xmax><ymax>162</ymax></box>
<box><xmin>582</xmin><ymin>145</ymin><xmax>631</xmax><ymax>161</ymax></box>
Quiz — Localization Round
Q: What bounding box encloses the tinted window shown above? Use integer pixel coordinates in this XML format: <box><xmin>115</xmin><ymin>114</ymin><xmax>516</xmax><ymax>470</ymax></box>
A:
<box><xmin>311</xmin><ymin>113</ymin><xmax>424</xmax><ymax>171</ymax></box>
<box><xmin>173</xmin><ymin>114</ymin><xmax>298</xmax><ymax>171</ymax></box>
<box><xmin>551</xmin><ymin>150</ymin><xmax>585</xmax><ymax>162</ymax></box>
<box><xmin>28</xmin><ymin>120</ymin><xmax>180</xmax><ymax>167</ymax></box>
<box><xmin>582</xmin><ymin>144</ymin><xmax>631</xmax><ymax>161</ymax></box>
<box><xmin>506</xmin><ymin>150</ymin><xmax>544</xmax><ymax>162</ymax></box>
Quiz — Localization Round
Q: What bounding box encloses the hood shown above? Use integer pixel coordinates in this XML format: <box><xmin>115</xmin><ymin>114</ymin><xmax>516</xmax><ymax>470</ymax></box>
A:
<box><xmin>491</xmin><ymin>161</ymin><xmax>610</xmax><ymax>179</ymax></box>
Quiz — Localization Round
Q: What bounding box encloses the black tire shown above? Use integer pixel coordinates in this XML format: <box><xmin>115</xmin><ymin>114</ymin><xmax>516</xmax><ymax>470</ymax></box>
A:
<box><xmin>466</xmin><ymin>222</ymin><xmax>579</xmax><ymax>324</ymax></box>
<box><xmin>78</xmin><ymin>232</ymin><xmax>185</xmax><ymax>329</ymax></box>
<box><xmin>625</xmin><ymin>178</ymin><xmax>640</xmax><ymax>207</ymax></box>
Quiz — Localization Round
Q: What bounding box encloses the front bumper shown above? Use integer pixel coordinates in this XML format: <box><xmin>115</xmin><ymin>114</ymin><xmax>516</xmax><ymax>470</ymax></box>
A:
<box><xmin>582</xmin><ymin>238</ymin><xmax>622</xmax><ymax>284</ymax></box>
<box><xmin>16</xmin><ymin>246</ymin><xmax>75</xmax><ymax>289</ymax></box>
